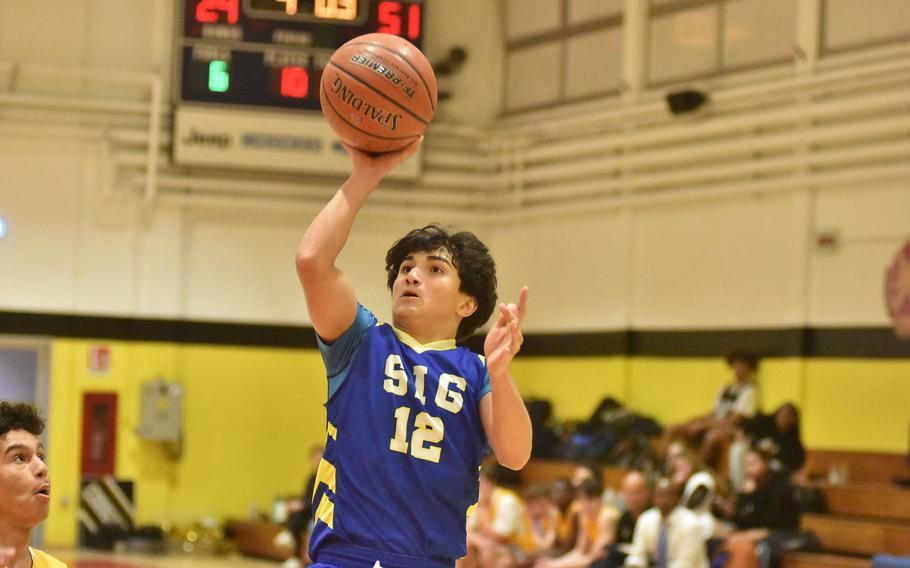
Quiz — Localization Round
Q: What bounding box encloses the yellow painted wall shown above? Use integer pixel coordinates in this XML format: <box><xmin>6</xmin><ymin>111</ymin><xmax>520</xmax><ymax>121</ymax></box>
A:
<box><xmin>41</xmin><ymin>338</ymin><xmax>909</xmax><ymax>547</ymax></box>
<box><xmin>513</xmin><ymin>356</ymin><xmax>908</xmax><ymax>454</ymax></box>
<box><xmin>510</xmin><ymin>357</ymin><xmax>627</xmax><ymax>420</ymax></box>
<box><xmin>802</xmin><ymin>359</ymin><xmax>910</xmax><ymax>452</ymax></box>
<box><xmin>43</xmin><ymin>339</ymin><xmax>328</xmax><ymax>547</ymax></box>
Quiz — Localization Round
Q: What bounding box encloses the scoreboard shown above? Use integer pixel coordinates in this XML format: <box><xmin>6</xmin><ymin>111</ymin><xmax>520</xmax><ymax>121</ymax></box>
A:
<box><xmin>173</xmin><ymin>0</ymin><xmax>426</xmax><ymax>178</ymax></box>
<box><xmin>177</xmin><ymin>0</ymin><xmax>425</xmax><ymax>110</ymax></box>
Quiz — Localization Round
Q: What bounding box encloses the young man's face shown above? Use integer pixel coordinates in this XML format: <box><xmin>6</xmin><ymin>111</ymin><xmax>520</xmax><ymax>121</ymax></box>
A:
<box><xmin>729</xmin><ymin>360</ymin><xmax>753</xmax><ymax>381</ymax></box>
<box><xmin>0</xmin><ymin>430</ymin><xmax>51</xmax><ymax>528</ymax></box>
<box><xmin>391</xmin><ymin>248</ymin><xmax>476</xmax><ymax>334</ymax></box>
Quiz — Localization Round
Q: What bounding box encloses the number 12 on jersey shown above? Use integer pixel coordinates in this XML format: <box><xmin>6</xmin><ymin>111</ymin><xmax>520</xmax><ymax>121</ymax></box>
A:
<box><xmin>390</xmin><ymin>407</ymin><xmax>444</xmax><ymax>463</ymax></box>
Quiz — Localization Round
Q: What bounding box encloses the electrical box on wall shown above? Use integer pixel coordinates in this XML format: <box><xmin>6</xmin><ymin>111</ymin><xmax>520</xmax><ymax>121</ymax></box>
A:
<box><xmin>136</xmin><ymin>379</ymin><xmax>182</xmax><ymax>443</ymax></box>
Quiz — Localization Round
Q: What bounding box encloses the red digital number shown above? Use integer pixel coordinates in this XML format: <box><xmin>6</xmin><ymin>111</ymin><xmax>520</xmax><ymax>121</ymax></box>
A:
<box><xmin>378</xmin><ymin>1</ymin><xmax>402</xmax><ymax>36</ymax></box>
<box><xmin>280</xmin><ymin>67</ymin><xmax>309</xmax><ymax>98</ymax></box>
<box><xmin>407</xmin><ymin>3</ymin><xmax>421</xmax><ymax>40</ymax></box>
<box><xmin>195</xmin><ymin>0</ymin><xmax>239</xmax><ymax>24</ymax></box>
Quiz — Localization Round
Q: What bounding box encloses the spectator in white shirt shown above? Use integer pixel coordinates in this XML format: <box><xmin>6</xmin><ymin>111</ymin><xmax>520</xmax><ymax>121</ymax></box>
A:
<box><xmin>625</xmin><ymin>478</ymin><xmax>709</xmax><ymax>568</ymax></box>
<box><xmin>669</xmin><ymin>447</ymin><xmax>729</xmax><ymax>541</ymax></box>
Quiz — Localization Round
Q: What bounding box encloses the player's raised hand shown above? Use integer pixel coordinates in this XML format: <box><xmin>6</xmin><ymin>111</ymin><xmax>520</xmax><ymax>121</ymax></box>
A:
<box><xmin>342</xmin><ymin>136</ymin><xmax>423</xmax><ymax>184</ymax></box>
<box><xmin>484</xmin><ymin>287</ymin><xmax>528</xmax><ymax>377</ymax></box>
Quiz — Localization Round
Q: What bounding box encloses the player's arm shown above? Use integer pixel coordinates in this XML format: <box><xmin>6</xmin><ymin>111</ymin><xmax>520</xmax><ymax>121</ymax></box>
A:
<box><xmin>295</xmin><ymin>139</ymin><xmax>421</xmax><ymax>341</ymax></box>
<box><xmin>481</xmin><ymin>287</ymin><xmax>533</xmax><ymax>471</ymax></box>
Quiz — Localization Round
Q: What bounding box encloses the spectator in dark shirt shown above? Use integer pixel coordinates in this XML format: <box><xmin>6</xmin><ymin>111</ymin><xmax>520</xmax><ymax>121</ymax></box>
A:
<box><xmin>716</xmin><ymin>447</ymin><xmax>801</xmax><ymax>568</ymax></box>
<box><xmin>729</xmin><ymin>403</ymin><xmax>806</xmax><ymax>491</ymax></box>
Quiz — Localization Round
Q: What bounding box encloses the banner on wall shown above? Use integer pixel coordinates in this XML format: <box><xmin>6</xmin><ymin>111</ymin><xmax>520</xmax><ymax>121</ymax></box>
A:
<box><xmin>173</xmin><ymin>106</ymin><xmax>422</xmax><ymax>179</ymax></box>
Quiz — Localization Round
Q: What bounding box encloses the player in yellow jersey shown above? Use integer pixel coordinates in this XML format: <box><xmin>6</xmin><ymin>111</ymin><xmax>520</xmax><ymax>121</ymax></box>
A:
<box><xmin>0</xmin><ymin>402</ymin><xmax>67</xmax><ymax>568</ymax></box>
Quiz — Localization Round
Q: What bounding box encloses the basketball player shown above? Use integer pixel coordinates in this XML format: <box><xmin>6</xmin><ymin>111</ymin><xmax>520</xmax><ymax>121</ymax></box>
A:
<box><xmin>0</xmin><ymin>402</ymin><xmax>67</xmax><ymax>568</ymax></box>
<box><xmin>295</xmin><ymin>138</ymin><xmax>533</xmax><ymax>568</ymax></box>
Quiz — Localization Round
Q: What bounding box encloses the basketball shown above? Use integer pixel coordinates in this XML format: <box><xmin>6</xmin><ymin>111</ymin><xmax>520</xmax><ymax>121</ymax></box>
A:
<box><xmin>320</xmin><ymin>33</ymin><xmax>437</xmax><ymax>153</ymax></box>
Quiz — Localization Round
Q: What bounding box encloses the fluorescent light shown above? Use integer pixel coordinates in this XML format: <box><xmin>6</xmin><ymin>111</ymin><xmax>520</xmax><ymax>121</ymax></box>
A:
<box><xmin>0</xmin><ymin>217</ymin><xmax>6</xmax><ymax>239</ymax></box>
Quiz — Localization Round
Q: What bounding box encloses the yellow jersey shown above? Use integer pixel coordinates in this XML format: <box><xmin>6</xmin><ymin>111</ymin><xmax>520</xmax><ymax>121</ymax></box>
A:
<box><xmin>516</xmin><ymin>505</ymin><xmax>559</xmax><ymax>554</ymax></box>
<box><xmin>556</xmin><ymin>501</ymin><xmax>578</xmax><ymax>547</ymax></box>
<box><xmin>30</xmin><ymin>548</ymin><xmax>68</xmax><ymax>568</ymax></box>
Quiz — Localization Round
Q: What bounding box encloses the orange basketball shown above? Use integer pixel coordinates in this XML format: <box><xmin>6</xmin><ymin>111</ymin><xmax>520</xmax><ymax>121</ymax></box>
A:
<box><xmin>320</xmin><ymin>33</ymin><xmax>437</xmax><ymax>153</ymax></box>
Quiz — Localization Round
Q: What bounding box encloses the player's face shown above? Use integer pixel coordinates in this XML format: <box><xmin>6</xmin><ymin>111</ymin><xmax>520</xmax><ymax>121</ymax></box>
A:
<box><xmin>0</xmin><ymin>430</ymin><xmax>51</xmax><ymax>528</ymax></box>
<box><xmin>391</xmin><ymin>248</ymin><xmax>475</xmax><ymax>332</ymax></box>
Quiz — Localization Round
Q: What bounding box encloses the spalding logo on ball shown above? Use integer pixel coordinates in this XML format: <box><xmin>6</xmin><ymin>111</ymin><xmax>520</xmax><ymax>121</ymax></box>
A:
<box><xmin>320</xmin><ymin>33</ymin><xmax>437</xmax><ymax>153</ymax></box>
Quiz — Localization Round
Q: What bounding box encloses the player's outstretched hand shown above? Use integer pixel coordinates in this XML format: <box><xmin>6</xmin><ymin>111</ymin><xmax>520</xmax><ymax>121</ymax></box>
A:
<box><xmin>342</xmin><ymin>136</ymin><xmax>423</xmax><ymax>184</ymax></box>
<box><xmin>484</xmin><ymin>287</ymin><xmax>528</xmax><ymax>378</ymax></box>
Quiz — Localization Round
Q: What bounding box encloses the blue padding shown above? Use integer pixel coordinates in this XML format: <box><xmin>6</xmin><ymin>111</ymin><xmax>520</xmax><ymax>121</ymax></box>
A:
<box><xmin>873</xmin><ymin>554</ymin><xmax>910</xmax><ymax>568</ymax></box>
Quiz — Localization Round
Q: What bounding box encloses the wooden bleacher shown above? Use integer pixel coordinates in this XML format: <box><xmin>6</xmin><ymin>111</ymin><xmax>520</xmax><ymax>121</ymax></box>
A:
<box><xmin>520</xmin><ymin>450</ymin><xmax>910</xmax><ymax>568</ymax></box>
<box><xmin>801</xmin><ymin>514</ymin><xmax>910</xmax><ymax>557</ymax></box>
<box><xmin>781</xmin><ymin>552</ymin><xmax>871</xmax><ymax>568</ymax></box>
<box><xmin>803</xmin><ymin>450</ymin><xmax>908</xmax><ymax>485</ymax></box>
<box><xmin>779</xmin><ymin>450</ymin><xmax>909</xmax><ymax>567</ymax></box>
<box><xmin>519</xmin><ymin>459</ymin><xmax>627</xmax><ymax>489</ymax></box>
<box><xmin>817</xmin><ymin>482</ymin><xmax>910</xmax><ymax>522</ymax></box>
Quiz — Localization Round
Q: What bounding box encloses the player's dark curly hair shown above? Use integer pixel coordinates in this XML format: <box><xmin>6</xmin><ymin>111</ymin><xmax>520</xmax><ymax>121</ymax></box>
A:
<box><xmin>0</xmin><ymin>401</ymin><xmax>45</xmax><ymax>438</ymax></box>
<box><xmin>385</xmin><ymin>224</ymin><xmax>497</xmax><ymax>340</ymax></box>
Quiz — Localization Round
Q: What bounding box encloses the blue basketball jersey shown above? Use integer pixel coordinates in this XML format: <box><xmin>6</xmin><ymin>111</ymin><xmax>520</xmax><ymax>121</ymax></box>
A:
<box><xmin>308</xmin><ymin>305</ymin><xmax>491</xmax><ymax>566</ymax></box>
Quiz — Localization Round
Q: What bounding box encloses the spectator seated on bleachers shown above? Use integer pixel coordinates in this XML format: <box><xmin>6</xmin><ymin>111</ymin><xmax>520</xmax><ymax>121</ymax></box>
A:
<box><xmin>714</xmin><ymin>447</ymin><xmax>818</xmax><ymax>568</ymax></box>
<box><xmin>533</xmin><ymin>479</ymin><xmax>618</xmax><ymax>568</ymax></box>
<box><xmin>550</xmin><ymin>478</ymin><xmax>578</xmax><ymax>557</ymax></box>
<box><xmin>589</xmin><ymin>470</ymin><xmax>653</xmax><ymax>568</ymax></box>
<box><xmin>728</xmin><ymin>403</ymin><xmax>806</xmax><ymax>492</ymax></box>
<box><xmin>668</xmin><ymin>446</ymin><xmax>728</xmax><ymax>541</ymax></box>
<box><xmin>625</xmin><ymin>478</ymin><xmax>709</xmax><ymax>568</ymax></box>
<box><xmin>516</xmin><ymin>484</ymin><xmax>560</xmax><ymax>564</ymax></box>
<box><xmin>660</xmin><ymin>352</ymin><xmax>761</xmax><ymax>471</ymax></box>
<box><xmin>461</xmin><ymin>463</ymin><xmax>528</xmax><ymax>568</ymax></box>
